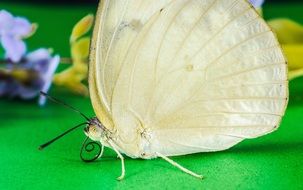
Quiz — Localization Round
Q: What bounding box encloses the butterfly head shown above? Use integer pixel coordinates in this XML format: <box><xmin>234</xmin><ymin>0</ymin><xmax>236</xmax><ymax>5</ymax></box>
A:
<box><xmin>38</xmin><ymin>92</ymin><xmax>106</xmax><ymax>163</ymax></box>
<box><xmin>84</xmin><ymin>117</ymin><xmax>105</xmax><ymax>142</ymax></box>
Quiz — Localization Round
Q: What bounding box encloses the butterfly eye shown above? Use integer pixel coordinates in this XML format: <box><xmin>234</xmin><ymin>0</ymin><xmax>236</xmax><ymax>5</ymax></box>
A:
<box><xmin>90</xmin><ymin>126</ymin><xmax>97</xmax><ymax>133</ymax></box>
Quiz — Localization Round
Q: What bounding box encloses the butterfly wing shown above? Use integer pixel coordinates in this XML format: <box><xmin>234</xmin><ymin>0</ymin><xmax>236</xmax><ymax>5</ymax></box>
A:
<box><xmin>89</xmin><ymin>0</ymin><xmax>174</xmax><ymax>131</ymax></box>
<box><xmin>90</xmin><ymin>0</ymin><xmax>288</xmax><ymax>157</ymax></box>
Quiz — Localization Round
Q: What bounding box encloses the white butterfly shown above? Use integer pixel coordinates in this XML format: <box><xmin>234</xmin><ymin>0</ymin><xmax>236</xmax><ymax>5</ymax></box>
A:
<box><xmin>41</xmin><ymin>0</ymin><xmax>288</xmax><ymax>180</ymax></box>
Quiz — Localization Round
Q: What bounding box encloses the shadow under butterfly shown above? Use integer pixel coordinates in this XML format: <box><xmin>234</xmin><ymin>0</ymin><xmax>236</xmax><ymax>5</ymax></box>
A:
<box><xmin>39</xmin><ymin>0</ymin><xmax>288</xmax><ymax>181</ymax></box>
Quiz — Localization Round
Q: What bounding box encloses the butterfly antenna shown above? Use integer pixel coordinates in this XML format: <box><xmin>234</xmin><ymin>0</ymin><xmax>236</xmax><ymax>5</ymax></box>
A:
<box><xmin>39</xmin><ymin>122</ymin><xmax>88</xmax><ymax>150</ymax></box>
<box><xmin>40</xmin><ymin>91</ymin><xmax>90</xmax><ymax>121</ymax></box>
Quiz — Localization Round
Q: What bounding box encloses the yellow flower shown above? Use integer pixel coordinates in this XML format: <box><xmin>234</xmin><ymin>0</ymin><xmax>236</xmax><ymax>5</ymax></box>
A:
<box><xmin>268</xmin><ymin>18</ymin><xmax>303</xmax><ymax>80</ymax></box>
<box><xmin>71</xmin><ymin>37</ymin><xmax>90</xmax><ymax>61</ymax></box>
<box><xmin>268</xmin><ymin>19</ymin><xmax>303</xmax><ymax>44</ymax></box>
<box><xmin>70</xmin><ymin>14</ymin><xmax>94</xmax><ymax>43</ymax></box>
<box><xmin>53</xmin><ymin>14</ymin><xmax>94</xmax><ymax>96</ymax></box>
<box><xmin>282</xmin><ymin>44</ymin><xmax>303</xmax><ymax>80</ymax></box>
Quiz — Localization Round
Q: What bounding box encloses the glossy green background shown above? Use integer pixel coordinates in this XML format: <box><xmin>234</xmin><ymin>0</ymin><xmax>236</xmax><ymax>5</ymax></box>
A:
<box><xmin>0</xmin><ymin>2</ymin><xmax>302</xmax><ymax>190</ymax></box>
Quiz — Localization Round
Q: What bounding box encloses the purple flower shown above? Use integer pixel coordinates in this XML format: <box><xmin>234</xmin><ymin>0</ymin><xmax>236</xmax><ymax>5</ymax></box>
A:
<box><xmin>0</xmin><ymin>10</ymin><xmax>33</xmax><ymax>63</ymax></box>
<box><xmin>249</xmin><ymin>0</ymin><xmax>265</xmax><ymax>8</ymax></box>
<box><xmin>0</xmin><ymin>48</ymin><xmax>59</xmax><ymax>105</ymax></box>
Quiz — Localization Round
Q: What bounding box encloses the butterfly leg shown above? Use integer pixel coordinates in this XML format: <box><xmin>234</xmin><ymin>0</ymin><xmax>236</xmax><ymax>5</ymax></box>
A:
<box><xmin>108</xmin><ymin>140</ymin><xmax>125</xmax><ymax>180</ymax></box>
<box><xmin>97</xmin><ymin>145</ymin><xmax>104</xmax><ymax>159</ymax></box>
<box><xmin>156</xmin><ymin>152</ymin><xmax>203</xmax><ymax>179</ymax></box>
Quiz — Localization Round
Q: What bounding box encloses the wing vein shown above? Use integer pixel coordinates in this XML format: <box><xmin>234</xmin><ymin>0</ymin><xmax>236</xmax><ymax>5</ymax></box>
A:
<box><xmin>204</xmin><ymin>81</ymin><xmax>287</xmax><ymax>90</ymax></box>
<box><xmin>110</xmin><ymin>1</ymin><xmax>176</xmax><ymax>110</ymax></box>
<box><xmin>154</xmin><ymin>0</ymin><xmax>218</xmax><ymax>83</ymax></box>
<box><xmin>207</xmin><ymin>62</ymin><xmax>285</xmax><ymax>82</ymax></box>
<box><xmin>151</xmin><ymin>47</ymin><xmax>282</xmax><ymax>123</ymax></box>
<box><xmin>188</xmin><ymin>6</ymin><xmax>252</xmax><ymax>63</ymax></box>
<box><xmin>153</xmin><ymin>0</ymin><xmax>196</xmax><ymax>82</ymax></box>
<box><xmin>204</xmin><ymin>31</ymin><xmax>273</xmax><ymax>73</ymax></box>
<box><xmin>207</xmin><ymin>44</ymin><xmax>282</xmax><ymax>71</ymax></box>
<box><xmin>144</xmin><ymin>0</ymin><xmax>195</xmax><ymax>118</ymax></box>
<box><xmin>166</xmin><ymin>140</ymin><xmax>216</xmax><ymax>150</ymax></box>
<box><xmin>101</xmin><ymin>0</ymin><xmax>130</xmax><ymax>111</ymax></box>
<box><xmin>154</xmin><ymin>125</ymin><xmax>274</xmax><ymax>131</ymax></box>
<box><xmin>128</xmin><ymin>17</ymin><xmax>164</xmax><ymax>109</ymax></box>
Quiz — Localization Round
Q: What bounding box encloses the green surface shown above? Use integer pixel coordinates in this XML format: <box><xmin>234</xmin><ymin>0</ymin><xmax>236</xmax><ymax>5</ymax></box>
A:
<box><xmin>0</xmin><ymin>2</ymin><xmax>303</xmax><ymax>190</ymax></box>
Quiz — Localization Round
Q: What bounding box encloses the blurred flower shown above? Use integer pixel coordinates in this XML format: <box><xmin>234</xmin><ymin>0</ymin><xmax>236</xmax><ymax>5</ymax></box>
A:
<box><xmin>70</xmin><ymin>14</ymin><xmax>94</xmax><ymax>43</ymax></box>
<box><xmin>284</xmin><ymin>44</ymin><xmax>303</xmax><ymax>80</ymax></box>
<box><xmin>53</xmin><ymin>14</ymin><xmax>94</xmax><ymax>96</ymax></box>
<box><xmin>268</xmin><ymin>19</ymin><xmax>303</xmax><ymax>44</ymax></box>
<box><xmin>0</xmin><ymin>48</ymin><xmax>59</xmax><ymax>105</ymax></box>
<box><xmin>267</xmin><ymin>19</ymin><xmax>303</xmax><ymax>80</ymax></box>
<box><xmin>0</xmin><ymin>10</ymin><xmax>37</xmax><ymax>63</ymax></box>
<box><xmin>0</xmin><ymin>10</ymin><xmax>58</xmax><ymax>105</ymax></box>
<box><xmin>249</xmin><ymin>0</ymin><xmax>265</xmax><ymax>8</ymax></box>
